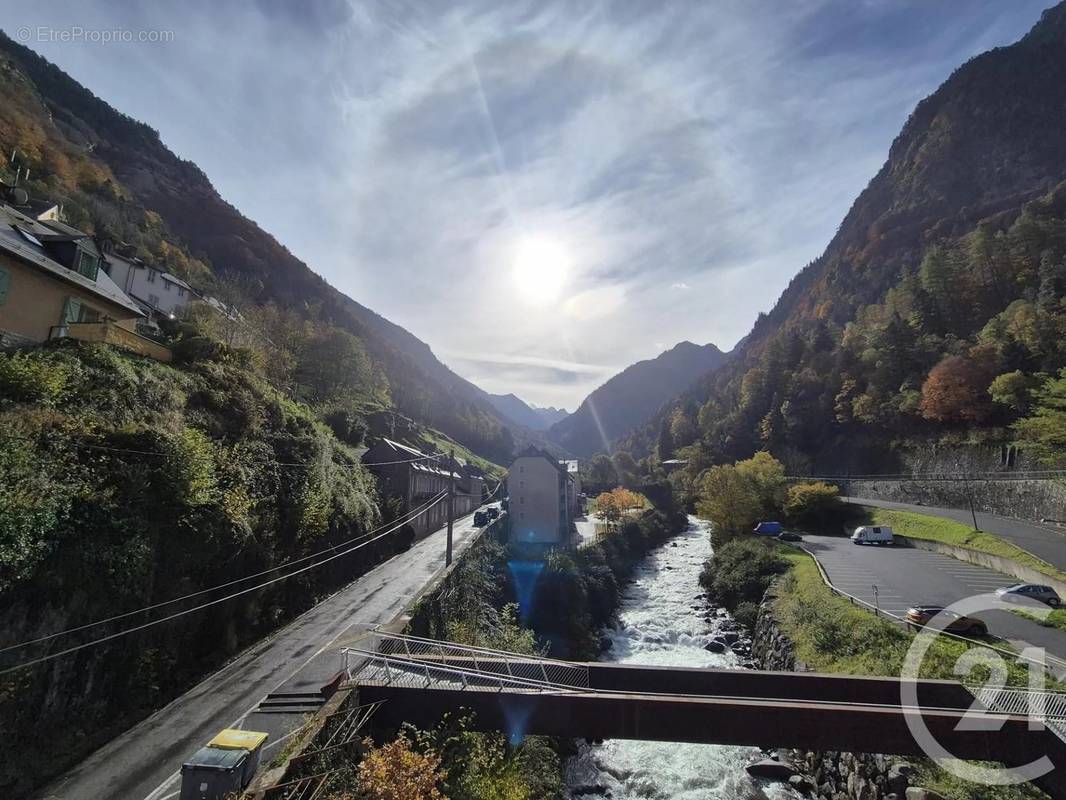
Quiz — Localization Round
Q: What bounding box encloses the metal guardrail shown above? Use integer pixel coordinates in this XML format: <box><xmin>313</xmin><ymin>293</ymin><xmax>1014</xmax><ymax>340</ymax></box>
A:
<box><xmin>794</xmin><ymin>542</ymin><xmax>1066</xmax><ymax>676</ymax></box>
<box><xmin>342</xmin><ymin>630</ymin><xmax>588</xmax><ymax>693</ymax></box>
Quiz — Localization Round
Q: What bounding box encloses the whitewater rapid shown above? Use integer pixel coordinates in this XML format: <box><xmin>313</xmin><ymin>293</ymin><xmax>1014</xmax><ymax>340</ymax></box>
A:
<box><xmin>564</xmin><ymin>515</ymin><xmax>798</xmax><ymax>800</ymax></box>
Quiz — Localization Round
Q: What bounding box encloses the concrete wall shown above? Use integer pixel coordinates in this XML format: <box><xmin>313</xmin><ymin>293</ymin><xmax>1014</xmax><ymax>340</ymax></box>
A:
<box><xmin>900</xmin><ymin>535</ymin><xmax>1066</xmax><ymax>598</ymax></box>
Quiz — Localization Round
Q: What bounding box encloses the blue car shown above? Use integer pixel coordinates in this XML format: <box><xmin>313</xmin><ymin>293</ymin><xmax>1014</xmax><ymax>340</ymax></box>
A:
<box><xmin>753</xmin><ymin>521</ymin><xmax>783</xmax><ymax>535</ymax></box>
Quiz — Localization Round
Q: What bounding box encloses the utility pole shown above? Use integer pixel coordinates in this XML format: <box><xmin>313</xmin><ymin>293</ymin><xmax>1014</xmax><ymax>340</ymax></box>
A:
<box><xmin>446</xmin><ymin>448</ymin><xmax>455</xmax><ymax>567</ymax></box>
<box><xmin>968</xmin><ymin>480</ymin><xmax>980</xmax><ymax>532</ymax></box>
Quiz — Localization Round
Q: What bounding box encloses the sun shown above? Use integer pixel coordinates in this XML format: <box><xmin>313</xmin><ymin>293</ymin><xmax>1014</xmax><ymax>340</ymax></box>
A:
<box><xmin>512</xmin><ymin>236</ymin><xmax>570</xmax><ymax>306</ymax></box>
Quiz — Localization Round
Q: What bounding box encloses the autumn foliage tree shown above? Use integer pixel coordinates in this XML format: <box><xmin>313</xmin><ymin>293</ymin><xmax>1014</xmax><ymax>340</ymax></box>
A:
<box><xmin>592</xmin><ymin>487</ymin><xmax>647</xmax><ymax>531</ymax></box>
<box><xmin>919</xmin><ymin>354</ymin><xmax>995</xmax><ymax>423</ymax></box>
<box><xmin>355</xmin><ymin>735</ymin><xmax>446</xmax><ymax>800</ymax></box>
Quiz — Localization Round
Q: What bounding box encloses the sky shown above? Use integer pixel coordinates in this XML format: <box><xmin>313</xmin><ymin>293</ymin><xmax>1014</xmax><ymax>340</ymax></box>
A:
<box><xmin>0</xmin><ymin>0</ymin><xmax>1057</xmax><ymax>409</ymax></box>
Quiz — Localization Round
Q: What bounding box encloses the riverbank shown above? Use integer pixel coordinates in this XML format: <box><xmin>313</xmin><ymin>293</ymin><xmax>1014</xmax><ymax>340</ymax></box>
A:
<box><xmin>704</xmin><ymin>536</ymin><xmax>1050</xmax><ymax>799</ymax></box>
<box><xmin>565</xmin><ymin>516</ymin><xmax>799</xmax><ymax>799</ymax></box>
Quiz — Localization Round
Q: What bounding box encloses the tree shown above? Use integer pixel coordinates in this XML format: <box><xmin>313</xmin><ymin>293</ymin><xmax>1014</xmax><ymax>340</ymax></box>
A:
<box><xmin>592</xmin><ymin>487</ymin><xmax>647</xmax><ymax>532</ymax></box>
<box><xmin>696</xmin><ymin>464</ymin><xmax>759</xmax><ymax>543</ymax></box>
<box><xmin>735</xmin><ymin>451</ymin><xmax>787</xmax><ymax>518</ymax></box>
<box><xmin>988</xmin><ymin>370</ymin><xmax>1040</xmax><ymax>414</ymax></box>
<box><xmin>669</xmin><ymin>407</ymin><xmax>697</xmax><ymax>449</ymax></box>
<box><xmin>655</xmin><ymin>418</ymin><xmax>674</xmax><ymax>462</ymax></box>
<box><xmin>1013</xmin><ymin>369</ymin><xmax>1066</xmax><ymax>466</ymax></box>
<box><xmin>784</xmin><ymin>481</ymin><xmax>840</xmax><ymax>526</ymax></box>
<box><xmin>919</xmin><ymin>354</ymin><xmax>995</xmax><ymax>423</ymax></box>
<box><xmin>356</xmin><ymin>735</ymin><xmax>446</xmax><ymax>800</ymax></box>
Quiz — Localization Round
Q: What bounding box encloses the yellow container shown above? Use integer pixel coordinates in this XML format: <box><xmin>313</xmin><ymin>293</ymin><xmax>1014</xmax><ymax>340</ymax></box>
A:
<box><xmin>207</xmin><ymin>729</ymin><xmax>268</xmax><ymax>752</ymax></box>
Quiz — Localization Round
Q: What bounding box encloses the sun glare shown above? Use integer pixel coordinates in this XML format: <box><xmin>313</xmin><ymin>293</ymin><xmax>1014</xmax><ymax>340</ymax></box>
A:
<box><xmin>512</xmin><ymin>237</ymin><xmax>569</xmax><ymax>306</ymax></box>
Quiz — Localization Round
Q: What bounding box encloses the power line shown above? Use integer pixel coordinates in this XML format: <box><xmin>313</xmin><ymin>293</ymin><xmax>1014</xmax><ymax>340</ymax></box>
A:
<box><xmin>0</xmin><ymin>491</ymin><xmax>448</xmax><ymax>656</ymax></box>
<box><xmin>0</xmin><ymin>493</ymin><xmax>451</xmax><ymax>676</ymax></box>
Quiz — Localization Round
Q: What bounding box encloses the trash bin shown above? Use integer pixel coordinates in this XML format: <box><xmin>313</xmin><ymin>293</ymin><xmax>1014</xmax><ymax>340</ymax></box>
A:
<box><xmin>206</xmin><ymin>728</ymin><xmax>270</xmax><ymax>787</ymax></box>
<box><xmin>179</xmin><ymin>746</ymin><xmax>248</xmax><ymax>800</ymax></box>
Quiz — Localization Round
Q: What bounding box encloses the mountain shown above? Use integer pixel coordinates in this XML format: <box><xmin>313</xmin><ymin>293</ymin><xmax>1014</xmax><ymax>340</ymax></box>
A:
<box><xmin>547</xmin><ymin>341</ymin><xmax>728</xmax><ymax>457</ymax></box>
<box><xmin>531</xmin><ymin>403</ymin><xmax>569</xmax><ymax>428</ymax></box>
<box><xmin>0</xmin><ymin>30</ymin><xmax>521</xmax><ymax>462</ymax></box>
<box><xmin>486</xmin><ymin>393</ymin><xmax>569</xmax><ymax>431</ymax></box>
<box><xmin>621</xmin><ymin>3</ymin><xmax>1066</xmax><ymax>473</ymax></box>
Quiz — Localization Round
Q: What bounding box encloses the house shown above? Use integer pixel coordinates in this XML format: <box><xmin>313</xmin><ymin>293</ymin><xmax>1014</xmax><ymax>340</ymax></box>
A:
<box><xmin>361</xmin><ymin>438</ymin><xmax>481</xmax><ymax>539</ymax></box>
<box><xmin>100</xmin><ymin>245</ymin><xmax>195</xmax><ymax>322</ymax></box>
<box><xmin>0</xmin><ymin>203</ymin><xmax>167</xmax><ymax>358</ymax></box>
<box><xmin>508</xmin><ymin>447</ymin><xmax>575</xmax><ymax>546</ymax></box>
<box><xmin>560</xmin><ymin>459</ymin><xmax>583</xmax><ymax>516</ymax></box>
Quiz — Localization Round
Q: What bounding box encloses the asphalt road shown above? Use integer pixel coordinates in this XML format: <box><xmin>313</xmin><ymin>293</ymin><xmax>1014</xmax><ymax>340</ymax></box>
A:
<box><xmin>39</xmin><ymin>505</ymin><xmax>497</xmax><ymax>800</ymax></box>
<box><xmin>801</xmin><ymin>533</ymin><xmax>1066</xmax><ymax>664</ymax></box>
<box><xmin>845</xmin><ymin>496</ymin><xmax>1066</xmax><ymax>569</ymax></box>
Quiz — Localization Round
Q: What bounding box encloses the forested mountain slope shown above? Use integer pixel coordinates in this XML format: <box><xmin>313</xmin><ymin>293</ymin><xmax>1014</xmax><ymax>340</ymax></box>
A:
<box><xmin>623</xmin><ymin>3</ymin><xmax>1066</xmax><ymax>474</ymax></box>
<box><xmin>548</xmin><ymin>341</ymin><xmax>728</xmax><ymax>457</ymax></box>
<box><xmin>0</xmin><ymin>30</ymin><xmax>518</xmax><ymax>462</ymax></box>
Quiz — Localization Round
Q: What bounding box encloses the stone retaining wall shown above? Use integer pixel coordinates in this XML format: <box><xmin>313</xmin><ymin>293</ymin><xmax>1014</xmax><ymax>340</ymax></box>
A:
<box><xmin>751</xmin><ymin>588</ymin><xmax>919</xmax><ymax>800</ymax></box>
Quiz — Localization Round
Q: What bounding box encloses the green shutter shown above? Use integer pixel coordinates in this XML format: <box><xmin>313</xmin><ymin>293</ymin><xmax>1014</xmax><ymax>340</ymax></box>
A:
<box><xmin>0</xmin><ymin>267</ymin><xmax>8</xmax><ymax>306</ymax></box>
<box><xmin>61</xmin><ymin>297</ymin><xmax>82</xmax><ymax>324</ymax></box>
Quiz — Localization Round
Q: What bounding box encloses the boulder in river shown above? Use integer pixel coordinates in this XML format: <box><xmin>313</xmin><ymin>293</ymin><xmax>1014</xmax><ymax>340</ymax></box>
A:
<box><xmin>704</xmin><ymin>639</ymin><xmax>727</xmax><ymax>653</ymax></box>
<box><xmin>746</xmin><ymin>759</ymin><xmax>798</xmax><ymax>781</ymax></box>
<box><xmin>599</xmin><ymin>636</ymin><xmax>613</xmax><ymax>653</ymax></box>
<box><xmin>720</xmin><ymin>631</ymin><xmax>740</xmax><ymax>645</ymax></box>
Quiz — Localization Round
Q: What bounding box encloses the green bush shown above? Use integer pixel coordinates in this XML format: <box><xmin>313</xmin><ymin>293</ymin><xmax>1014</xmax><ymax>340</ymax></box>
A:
<box><xmin>699</xmin><ymin>537</ymin><xmax>789</xmax><ymax>613</ymax></box>
<box><xmin>784</xmin><ymin>481</ymin><xmax>840</xmax><ymax>526</ymax></box>
<box><xmin>0</xmin><ymin>349</ymin><xmax>77</xmax><ymax>406</ymax></box>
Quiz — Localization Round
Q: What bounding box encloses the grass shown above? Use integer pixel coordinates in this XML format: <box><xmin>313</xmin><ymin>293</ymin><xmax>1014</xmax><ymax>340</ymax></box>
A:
<box><xmin>770</xmin><ymin>544</ymin><xmax>1056</xmax><ymax>800</ymax></box>
<box><xmin>772</xmin><ymin>544</ymin><xmax>1046</xmax><ymax>686</ymax></box>
<box><xmin>420</xmin><ymin>429</ymin><xmax>505</xmax><ymax>478</ymax></box>
<box><xmin>856</xmin><ymin>506</ymin><xmax>1066</xmax><ymax>584</ymax></box>
<box><xmin>1009</xmin><ymin>607</ymin><xmax>1066</xmax><ymax>632</ymax></box>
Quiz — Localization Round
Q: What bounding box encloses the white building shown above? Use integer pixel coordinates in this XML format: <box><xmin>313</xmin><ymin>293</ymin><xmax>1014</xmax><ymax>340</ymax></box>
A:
<box><xmin>508</xmin><ymin>447</ymin><xmax>574</xmax><ymax>546</ymax></box>
<box><xmin>102</xmin><ymin>248</ymin><xmax>194</xmax><ymax>321</ymax></box>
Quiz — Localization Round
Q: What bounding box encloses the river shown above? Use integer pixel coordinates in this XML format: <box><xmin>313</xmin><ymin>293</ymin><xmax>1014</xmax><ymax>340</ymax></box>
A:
<box><xmin>564</xmin><ymin>515</ymin><xmax>798</xmax><ymax>800</ymax></box>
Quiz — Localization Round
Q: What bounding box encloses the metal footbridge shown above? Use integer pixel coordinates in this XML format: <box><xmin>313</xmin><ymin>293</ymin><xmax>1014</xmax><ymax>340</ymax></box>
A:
<box><xmin>342</xmin><ymin>631</ymin><xmax>1066</xmax><ymax>798</ymax></box>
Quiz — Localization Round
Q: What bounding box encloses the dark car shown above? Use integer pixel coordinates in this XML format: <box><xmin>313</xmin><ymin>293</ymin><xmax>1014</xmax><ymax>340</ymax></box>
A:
<box><xmin>777</xmin><ymin>532</ymin><xmax>803</xmax><ymax>542</ymax></box>
<box><xmin>473</xmin><ymin>510</ymin><xmax>489</xmax><ymax>527</ymax></box>
<box><xmin>995</xmin><ymin>584</ymin><xmax>1061</xmax><ymax>608</ymax></box>
<box><xmin>905</xmin><ymin>605</ymin><xmax>988</xmax><ymax>636</ymax></box>
<box><xmin>485</xmin><ymin>507</ymin><xmax>500</xmax><ymax>520</ymax></box>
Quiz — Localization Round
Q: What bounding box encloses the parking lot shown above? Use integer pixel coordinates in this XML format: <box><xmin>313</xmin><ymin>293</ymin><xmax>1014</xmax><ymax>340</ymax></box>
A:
<box><xmin>801</xmin><ymin>534</ymin><xmax>1066</xmax><ymax>663</ymax></box>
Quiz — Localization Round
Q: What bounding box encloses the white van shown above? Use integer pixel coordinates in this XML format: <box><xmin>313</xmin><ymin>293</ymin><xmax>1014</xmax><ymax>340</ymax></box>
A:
<box><xmin>851</xmin><ymin>525</ymin><xmax>894</xmax><ymax>545</ymax></box>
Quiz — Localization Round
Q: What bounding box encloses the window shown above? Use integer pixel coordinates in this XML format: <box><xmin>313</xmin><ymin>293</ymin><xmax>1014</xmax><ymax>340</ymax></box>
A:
<box><xmin>146</xmin><ymin>270</ymin><xmax>157</xmax><ymax>283</ymax></box>
<box><xmin>178</xmin><ymin>286</ymin><xmax>186</xmax><ymax>297</ymax></box>
<box><xmin>76</xmin><ymin>250</ymin><xmax>100</xmax><ymax>281</ymax></box>
<box><xmin>148</xmin><ymin>293</ymin><xmax>161</xmax><ymax>307</ymax></box>
<box><xmin>0</xmin><ymin>266</ymin><xmax>8</xmax><ymax>306</ymax></box>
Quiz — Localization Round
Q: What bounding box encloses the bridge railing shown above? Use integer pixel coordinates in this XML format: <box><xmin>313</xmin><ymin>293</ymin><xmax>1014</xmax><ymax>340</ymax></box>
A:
<box><xmin>341</xmin><ymin>630</ymin><xmax>589</xmax><ymax>693</ymax></box>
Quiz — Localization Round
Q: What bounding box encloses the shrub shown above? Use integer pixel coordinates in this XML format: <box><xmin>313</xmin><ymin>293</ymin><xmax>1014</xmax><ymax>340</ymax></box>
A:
<box><xmin>0</xmin><ymin>350</ymin><xmax>77</xmax><ymax>406</ymax></box>
<box><xmin>784</xmin><ymin>481</ymin><xmax>840</xmax><ymax>526</ymax></box>
<box><xmin>699</xmin><ymin>538</ymin><xmax>789</xmax><ymax>612</ymax></box>
<box><xmin>356</xmin><ymin>735</ymin><xmax>445</xmax><ymax>800</ymax></box>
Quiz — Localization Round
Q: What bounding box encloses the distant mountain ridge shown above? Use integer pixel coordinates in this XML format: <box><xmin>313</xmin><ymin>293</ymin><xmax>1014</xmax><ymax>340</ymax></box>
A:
<box><xmin>486</xmin><ymin>393</ymin><xmax>568</xmax><ymax>431</ymax></box>
<box><xmin>547</xmin><ymin>341</ymin><xmax>729</xmax><ymax>457</ymax></box>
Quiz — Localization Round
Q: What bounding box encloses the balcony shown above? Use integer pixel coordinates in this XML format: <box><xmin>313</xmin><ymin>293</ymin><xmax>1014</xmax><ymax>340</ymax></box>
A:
<box><xmin>50</xmin><ymin>321</ymin><xmax>172</xmax><ymax>362</ymax></box>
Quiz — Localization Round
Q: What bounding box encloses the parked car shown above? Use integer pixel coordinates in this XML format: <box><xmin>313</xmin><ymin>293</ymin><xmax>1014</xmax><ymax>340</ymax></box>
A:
<box><xmin>851</xmin><ymin>525</ymin><xmax>894</xmax><ymax>545</ymax></box>
<box><xmin>777</xmin><ymin>532</ymin><xmax>803</xmax><ymax>542</ymax></box>
<box><xmin>473</xmin><ymin>510</ymin><xmax>489</xmax><ymax>526</ymax></box>
<box><xmin>905</xmin><ymin>605</ymin><xmax>988</xmax><ymax>636</ymax></box>
<box><xmin>753</xmin><ymin>521</ymin><xmax>783</xmax><ymax>536</ymax></box>
<box><xmin>995</xmin><ymin>584</ymin><xmax>1062</xmax><ymax>608</ymax></box>
<box><xmin>485</xmin><ymin>507</ymin><xmax>500</xmax><ymax>520</ymax></box>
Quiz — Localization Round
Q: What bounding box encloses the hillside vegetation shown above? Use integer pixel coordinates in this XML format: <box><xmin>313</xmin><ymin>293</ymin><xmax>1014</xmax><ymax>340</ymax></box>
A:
<box><xmin>0</xmin><ymin>339</ymin><xmax>411</xmax><ymax>796</ymax></box>
<box><xmin>623</xmin><ymin>6</ymin><xmax>1066</xmax><ymax>475</ymax></box>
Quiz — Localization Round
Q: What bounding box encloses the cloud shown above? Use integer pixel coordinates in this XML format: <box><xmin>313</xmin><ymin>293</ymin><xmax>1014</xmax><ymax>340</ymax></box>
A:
<box><xmin>4</xmin><ymin>0</ymin><xmax>1056</xmax><ymax>409</ymax></box>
